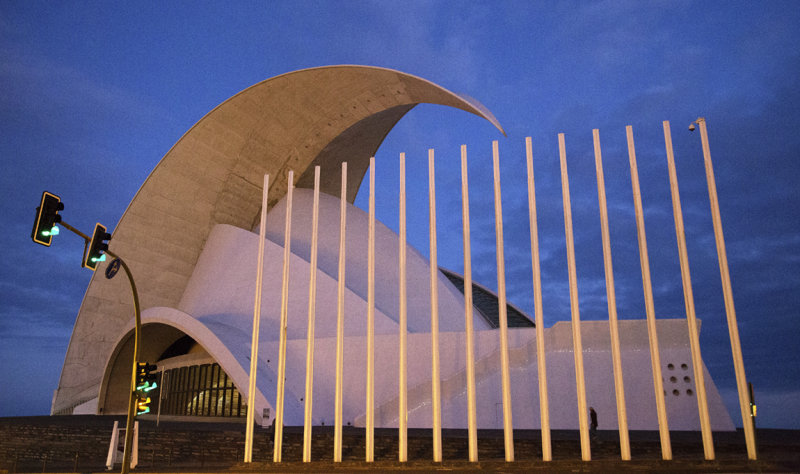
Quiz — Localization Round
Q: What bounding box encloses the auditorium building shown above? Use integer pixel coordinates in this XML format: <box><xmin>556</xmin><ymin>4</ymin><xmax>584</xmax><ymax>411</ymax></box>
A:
<box><xmin>51</xmin><ymin>65</ymin><xmax>735</xmax><ymax>432</ymax></box>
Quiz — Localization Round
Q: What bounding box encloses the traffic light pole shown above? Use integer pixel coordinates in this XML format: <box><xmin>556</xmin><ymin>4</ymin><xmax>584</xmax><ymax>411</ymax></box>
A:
<box><xmin>114</xmin><ymin>256</ymin><xmax>140</xmax><ymax>474</ymax></box>
<box><xmin>60</xmin><ymin>221</ymin><xmax>141</xmax><ymax>474</ymax></box>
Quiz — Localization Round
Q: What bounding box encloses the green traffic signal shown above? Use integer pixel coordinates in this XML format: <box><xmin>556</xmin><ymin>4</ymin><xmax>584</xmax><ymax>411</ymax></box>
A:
<box><xmin>137</xmin><ymin>380</ymin><xmax>158</xmax><ymax>392</ymax></box>
<box><xmin>83</xmin><ymin>223</ymin><xmax>111</xmax><ymax>271</ymax></box>
<box><xmin>31</xmin><ymin>191</ymin><xmax>64</xmax><ymax>246</ymax></box>
<box><xmin>41</xmin><ymin>226</ymin><xmax>60</xmax><ymax>237</ymax></box>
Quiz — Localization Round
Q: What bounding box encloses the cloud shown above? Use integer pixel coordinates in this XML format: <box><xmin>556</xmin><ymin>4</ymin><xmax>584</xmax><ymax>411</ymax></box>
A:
<box><xmin>0</xmin><ymin>44</ymin><xmax>163</xmax><ymax>125</ymax></box>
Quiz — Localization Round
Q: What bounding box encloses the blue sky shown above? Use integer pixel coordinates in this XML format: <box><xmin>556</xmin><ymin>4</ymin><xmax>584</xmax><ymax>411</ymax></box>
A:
<box><xmin>1</xmin><ymin>1</ymin><xmax>799</xmax><ymax>429</ymax></box>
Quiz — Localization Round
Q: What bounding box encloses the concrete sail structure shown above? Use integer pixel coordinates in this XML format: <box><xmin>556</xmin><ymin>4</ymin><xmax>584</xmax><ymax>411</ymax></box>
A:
<box><xmin>52</xmin><ymin>65</ymin><xmax>734</xmax><ymax>436</ymax></box>
<box><xmin>53</xmin><ymin>65</ymin><xmax>503</xmax><ymax>415</ymax></box>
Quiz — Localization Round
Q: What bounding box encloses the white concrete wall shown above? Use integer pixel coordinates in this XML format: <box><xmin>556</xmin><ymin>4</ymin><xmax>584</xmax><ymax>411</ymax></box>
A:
<box><xmin>167</xmin><ymin>203</ymin><xmax>735</xmax><ymax>430</ymax></box>
<box><xmin>242</xmin><ymin>319</ymin><xmax>734</xmax><ymax>431</ymax></box>
<box><xmin>263</xmin><ymin>188</ymin><xmax>491</xmax><ymax>333</ymax></box>
<box><xmin>178</xmin><ymin>223</ymin><xmax>399</xmax><ymax>341</ymax></box>
<box><xmin>180</xmin><ymin>190</ymin><xmax>491</xmax><ymax>340</ymax></box>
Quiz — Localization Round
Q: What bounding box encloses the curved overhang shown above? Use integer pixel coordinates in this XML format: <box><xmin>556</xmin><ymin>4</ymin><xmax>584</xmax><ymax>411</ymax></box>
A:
<box><xmin>98</xmin><ymin>307</ymin><xmax>271</xmax><ymax>420</ymax></box>
<box><xmin>54</xmin><ymin>65</ymin><xmax>504</xmax><ymax>413</ymax></box>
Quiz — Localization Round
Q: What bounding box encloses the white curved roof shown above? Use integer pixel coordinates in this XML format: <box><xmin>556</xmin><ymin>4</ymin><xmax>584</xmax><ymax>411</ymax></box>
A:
<box><xmin>53</xmin><ymin>65</ymin><xmax>504</xmax><ymax>413</ymax></box>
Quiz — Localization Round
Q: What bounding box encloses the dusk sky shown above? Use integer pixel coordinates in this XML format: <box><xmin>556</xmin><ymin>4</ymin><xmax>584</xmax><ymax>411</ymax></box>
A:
<box><xmin>1</xmin><ymin>1</ymin><xmax>799</xmax><ymax>429</ymax></box>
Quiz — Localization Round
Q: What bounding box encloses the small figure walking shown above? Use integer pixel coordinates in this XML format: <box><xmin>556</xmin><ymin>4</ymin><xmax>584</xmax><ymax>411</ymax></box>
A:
<box><xmin>589</xmin><ymin>407</ymin><xmax>598</xmax><ymax>441</ymax></box>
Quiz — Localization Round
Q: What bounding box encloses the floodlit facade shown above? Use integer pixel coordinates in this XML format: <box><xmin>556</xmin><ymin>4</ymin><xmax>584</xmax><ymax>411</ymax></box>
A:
<box><xmin>53</xmin><ymin>66</ymin><xmax>735</xmax><ymax>435</ymax></box>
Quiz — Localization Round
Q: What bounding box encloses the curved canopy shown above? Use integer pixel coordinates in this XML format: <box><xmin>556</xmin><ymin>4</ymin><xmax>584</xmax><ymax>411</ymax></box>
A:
<box><xmin>53</xmin><ymin>65</ymin><xmax>504</xmax><ymax>413</ymax></box>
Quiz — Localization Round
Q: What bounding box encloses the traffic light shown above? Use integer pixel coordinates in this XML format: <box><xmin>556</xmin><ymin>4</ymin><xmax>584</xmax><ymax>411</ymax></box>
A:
<box><xmin>31</xmin><ymin>191</ymin><xmax>64</xmax><ymax>246</ymax></box>
<box><xmin>136</xmin><ymin>362</ymin><xmax>158</xmax><ymax>392</ymax></box>
<box><xmin>136</xmin><ymin>393</ymin><xmax>152</xmax><ymax>416</ymax></box>
<box><xmin>135</xmin><ymin>362</ymin><xmax>158</xmax><ymax>416</ymax></box>
<box><xmin>83</xmin><ymin>223</ymin><xmax>111</xmax><ymax>271</ymax></box>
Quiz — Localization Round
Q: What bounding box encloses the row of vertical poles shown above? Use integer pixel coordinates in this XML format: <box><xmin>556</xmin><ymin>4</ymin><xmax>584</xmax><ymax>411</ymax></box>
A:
<box><xmin>245</xmin><ymin>118</ymin><xmax>752</xmax><ymax>464</ymax></box>
<box><xmin>365</xmin><ymin>158</ymin><xmax>376</xmax><ymax>462</ymax></box>
<box><xmin>428</xmin><ymin>149</ymin><xmax>443</xmax><ymax>462</ymax></box>
<box><xmin>627</xmin><ymin>127</ymin><xmax>673</xmax><ymax>460</ymax></box>
<box><xmin>273</xmin><ymin>170</ymin><xmax>294</xmax><ymax>462</ymax></box>
<box><xmin>558</xmin><ymin>134</ymin><xmax>591</xmax><ymax>461</ymax></box>
<box><xmin>398</xmin><ymin>153</ymin><xmax>409</xmax><ymax>462</ymax></box>
<box><xmin>663</xmin><ymin>122</ymin><xmax>714</xmax><ymax>460</ymax></box>
<box><xmin>460</xmin><ymin>145</ymin><xmax>479</xmax><ymax>462</ymax></box>
<box><xmin>333</xmin><ymin>163</ymin><xmax>347</xmax><ymax>462</ymax></box>
<box><xmin>302</xmin><ymin>167</ymin><xmax>321</xmax><ymax>462</ymax></box>
<box><xmin>592</xmin><ymin>130</ymin><xmax>631</xmax><ymax>460</ymax></box>
<box><xmin>492</xmin><ymin>141</ymin><xmax>515</xmax><ymax>462</ymax></box>
<box><xmin>695</xmin><ymin>118</ymin><xmax>757</xmax><ymax>460</ymax></box>
<box><xmin>525</xmin><ymin>138</ymin><xmax>552</xmax><ymax>461</ymax></box>
<box><xmin>243</xmin><ymin>174</ymin><xmax>269</xmax><ymax>463</ymax></box>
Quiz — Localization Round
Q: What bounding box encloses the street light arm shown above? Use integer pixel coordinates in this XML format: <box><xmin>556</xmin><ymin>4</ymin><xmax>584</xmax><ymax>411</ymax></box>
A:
<box><xmin>56</xmin><ymin>219</ymin><xmax>140</xmax><ymax>473</ymax></box>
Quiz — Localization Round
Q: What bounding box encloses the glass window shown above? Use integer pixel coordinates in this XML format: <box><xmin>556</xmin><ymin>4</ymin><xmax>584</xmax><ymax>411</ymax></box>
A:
<box><xmin>159</xmin><ymin>363</ymin><xmax>244</xmax><ymax>418</ymax></box>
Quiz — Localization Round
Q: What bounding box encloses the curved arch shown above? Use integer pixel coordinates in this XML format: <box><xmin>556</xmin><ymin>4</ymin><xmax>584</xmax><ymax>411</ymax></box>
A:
<box><xmin>54</xmin><ymin>65</ymin><xmax>504</xmax><ymax>413</ymax></box>
<box><xmin>98</xmin><ymin>307</ymin><xmax>272</xmax><ymax>421</ymax></box>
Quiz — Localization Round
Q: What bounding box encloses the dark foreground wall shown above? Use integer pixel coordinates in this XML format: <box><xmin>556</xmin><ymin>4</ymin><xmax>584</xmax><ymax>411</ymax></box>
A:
<box><xmin>0</xmin><ymin>415</ymin><xmax>264</xmax><ymax>472</ymax></box>
<box><xmin>1</xmin><ymin>415</ymin><xmax>799</xmax><ymax>472</ymax></box>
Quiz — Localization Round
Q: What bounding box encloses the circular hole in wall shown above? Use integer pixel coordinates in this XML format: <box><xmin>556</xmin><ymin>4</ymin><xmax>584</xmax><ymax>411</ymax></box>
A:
<box><xmin>672</xmin><ymin>389</ymin><xmax>680</xmax><ymax>396</ymax></box>
<box><xmin>684</xmin><ymin>376</ymin><xmax>691</xmax><ymax>383</ymax></box>
<box><xmin>681</xmin><ymin>363</ymin><xmax>689</xmax><ymax>370</ymax></box>
<box><xmin>670</xmin><ymin>376</ymin><xmax>677</xmax><ymax>383</ymax></box>
<box><xmin>667</xmin><ymin>363</ymin><xmax>675</xmax><ymax>370</ymax></box>
<box><xmin>687</xmin><ymin>389</ymin><xmax>694</xmax><ymax>396</ymax></box>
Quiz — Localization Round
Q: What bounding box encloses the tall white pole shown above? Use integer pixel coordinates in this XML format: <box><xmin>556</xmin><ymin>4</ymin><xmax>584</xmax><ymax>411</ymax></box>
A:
<box><xmin>525</xmin><ymin>137</ymin><xmax>551</xmax><ymax>462</ymax></box>
<box><xmin>398</xmin><ymin>152</ymin><xmax>408</xmax><ymax>462</ymax></box>
<box><xmin>302</xmin><ymin>167</ymin><xmax>321</xmax><ymax>463</ymax></box>
<box><xmin>273</xmin><ymin>170</ymin><xmax>294</xmax><ymax>463</ymax></box>
<box><xmin>695</xmin><ymin>118</ymin><xmax>756</xmax><ymax>460</ymax></box>
<box><xmin>492</xmin><ymin>140</ymin><xmax>514</xmax><ymax>462</ymax></box>
<box><xmin>663</xmin><ymin>121</ymin><xmax>714</xmax><ymax>460</ymax></box>
<box><xmin>333</xmin><ymin>162</ymin><xmax>347</xmax><ymax>462</ymax></box>
<box><xmin>460</xmin><ymin>145</ymin><xmax>479</xmax><ymax>462</ymax></box>
<box><xmin>366</xmin><ymin>157</ymin><xmax>376</xmax><ymax>462</ymax></box>
<box><xmin>558</xmin><ymin>133</ymin><xmax>590</xmax><ymax>461</ymax></box>
<box><xmin>592</xmin><ymin>130</ymin><xmax>631</xmax><ymax>461</ymax></box>
<box><xmin>428</xmin><ymin>148</ymin><xmax>443</xmax><ymax>462</ymax></box>
<box><xmin>626</xmin><ymin>126</ymin><xmax>672</xmax><ymax>460</ymax></box>
<box><xmin>244</xmin><ymin>174</ymin><xmax>269</xmax><ymax>463</ymax></box>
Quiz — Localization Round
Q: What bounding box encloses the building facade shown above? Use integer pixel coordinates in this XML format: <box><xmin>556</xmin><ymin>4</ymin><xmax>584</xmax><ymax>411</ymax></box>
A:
<box><xmin>53</xmin><ymin>66</ymin><xmax>734</xmax><ymax>432</ymax></box>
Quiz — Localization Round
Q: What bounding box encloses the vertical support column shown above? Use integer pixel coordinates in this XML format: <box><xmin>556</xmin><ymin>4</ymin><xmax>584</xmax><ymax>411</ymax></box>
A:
<box><xmin>695</xmin><ymin>118</ymin><xmax>756</xmax><ymax>460</ymax></box>
<box><xmin>302</xmin><ymin>167</ymin><xmax>321</xmax><ymax>463</ymax></box>
<box><xmin>366</xmin><ymin>157</ymin><xmax>376</xmax><ymax>462</ymax></box>
<box><xmin>245</xmin><ymin>174</ymin><xmax>269</xmax><ymax>463</ymax></box>
<box><xmin>558</xmin><ymin>133</ymin><xmax>591</xmax><ymax>461</ymax></box>
<box><xmin>398</xmin><ymin>152</ymin><xmax>408</xmax><ymax>463</ymax></box>
<box><xmin>460</xmin><ymin>145</ymin><xmax>479</xmax><ymax>462</ymax></box>
<box><xmin>273</xmin><ymin>170</ymin><xmax>294</xmax><ymax>463</ymax></box>
<box><xmin>592</xmin><ymin>130</ymin><xmax>631</xmax><ymax>460</ymax></box>
<box><xmin>428</xmin><ymin>148</ymin><xmax>443</xmax><ymax>462</ymax></box>
<box><xmin>525</xmin><ymin>137</ymin><xmax>551</xmax><ymax>462</ymax></box>
<box><xmin>663</xmin><ymin>121</ymin><xmax>714</xmax><ymax>460</ymax></box>
<box><xmin>626</xmin><ymin>126</ymin><xmax>672</xmax><ymax>460</ymax></box>
<box><xmin>333</xmin><ymin>162</ymin><xmax>347</xmax><ymax>462</ymax></box>
<box><xmin>492</xmin><ymin>140</ymin><xmax>515</xmax><ymax>462</ymax></box>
